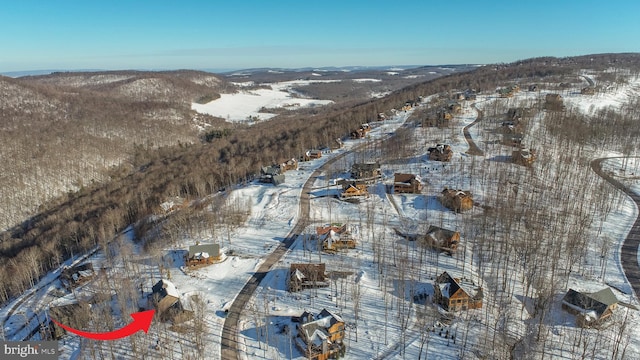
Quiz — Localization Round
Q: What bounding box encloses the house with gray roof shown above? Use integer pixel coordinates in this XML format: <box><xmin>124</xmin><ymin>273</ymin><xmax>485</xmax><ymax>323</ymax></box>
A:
<box><xmin>562</xmin><ymin>287</ymin><xmax>618</xmax><ymax>327</ymax></box>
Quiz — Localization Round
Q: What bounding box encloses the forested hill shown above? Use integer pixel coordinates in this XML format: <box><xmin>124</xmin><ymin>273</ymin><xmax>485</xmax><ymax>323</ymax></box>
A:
<box><xmin>0</xmin><ymin>53</ymin><xmax>639</xmax><ymax>305</ymax></box>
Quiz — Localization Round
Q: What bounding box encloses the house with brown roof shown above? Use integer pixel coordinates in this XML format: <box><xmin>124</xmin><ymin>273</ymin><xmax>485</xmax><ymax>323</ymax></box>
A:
<box><xmin>420</xmin><ymin>225</ymin><xmax>460</xmax><ymax>254</ymax></box>
<box><xmin>434</xmin><ymin>272</ymin><xmax>483</xmax><ymax>311</ymax></box>
<box><xmin>60</xmin><ymin>263</ymin><xmax>95</xmax><ymax>290</ymax></box>
<box><xmin>339</xmin><ymin>182</ymin><xmax>369</xmax><ymax>199</ymax></box>
<box><xmin>393</xmin><ymin>173</ymin><xmax>423</xmax><ymax>194</ymax></box>
<box><xmin>428</xmin><ymin>144</ymin><xmax>453</xmax><ymax>162</ymax></box>
<box><xmin>281</xmin><ymin>158</ymin><xmax>298</xmax><ymax>171</ymax></box>
<box><xmin>351</xmin><ymin>124</ymin><xmax>371</xmax><ymax>139</ymax></box>
<box><xmin>296</xmin><ymin>309</ymin><xmax>346</xmax><ymax>360</ymax></box>
<box><xmin>289</xmin><ymin>263</ymin><xmax>328</xmax><ymax>292</ymax></box>
<box><xmin>440</xmin><ymin>188</ymin><xmax>473</xmax><ymax>212</ymax></box>
<box><xmin>350</xmin><ymin>162</ymin><xmax>381</xmax><ymax>180</ymax></box>
<box><xmin>545</xmin><ymin>93</ymin><xmax>565</xmax><ymax>111</ymax></box>
<box><xmin>148</xmin><ymin>279</ymin><xmax>185</xmax><ymax>322</ymax></box>
<box><xmin>316</xmin><ymin>224</ymin><xmax>356</xmax><ymax>252</ymax></box>
<box><xmin>562</xmin><ymin>287</ymin><xmax>618</xmax><ymax>327</ymax></box>
<box><xmin>303</xmin><ymin>150</ymin><xmax>323</xmax><ymax>161</ymax></box>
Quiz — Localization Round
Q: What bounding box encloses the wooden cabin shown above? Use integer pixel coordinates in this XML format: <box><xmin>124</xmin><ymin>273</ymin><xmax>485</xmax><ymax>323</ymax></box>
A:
<box><xmin>428</xmin><ymin>144</ymin><xmax>453</xmax><ymax>162</ymax></box>
<box><xmin>296</xmin><ymin>309</ymin><xmax>346</xmax><ymax>360</ymax></box>
<box><xmin>421</xmin><ymin>225</ymin><xmax>460</xmax><ymax>254</ymax></box>
<box><xmin>562</xmin><ymin>288</ymin><xmax>618</xmax><ymax>328</ymax></box>
<box><xmin>260</xmin><ymin>165</ymin><xmax>286</xmax><ymax>185</ymax></box>
<box><xmin>350</xmin><ymin>162</ymin><xmax>381</xmax><ymax>180</ymax></box>
<box><xmin>545</xmin><ymin>93</ymin><xmax>565</xmax><ymax>111</ymax></box>
<box><xmin>393</xmin><ymin>173</ymin><xmax>423</xmax><ymax>194</ymax></box>
<box><xmin>186</xmin><ymin>243</ymin><xmax>221</xmax><ymax>267</ymax></box>
<box><xmin>440</xmin><ymin>188</ymin><xmax>473</xmax><ymax>212</ymax></box>
<box><xmin>340</xmin><ymin>182</ymin><xmax>368</xmax><ymax>199</ymax></box>
<box><xmin>148</xmin><ymin>279</ymin><xmax>185</xmax><ymax>322</ymax></box>
<box><xmin>281</xmin><ymin>158</ymin><xmax>298</xmax><ymax>171</ymax></box>
<box><xmin>434</xmin><ymin>272</ymin><xmax>483</xmax><ymax>311</ymax></box>
<box><xmin>289</xmin><ymin>263</ymin><xmax>328</xmax><ymax>292</ymax></box>
<box><xmin>351</xmin><ymin>124</ymin><xmax>371</xmax><ymax>139</ymax></box>
<box><xmin>60</xmin><ymin>263</ymin><xmax>95</xmax><ymax>290</ymax></box>
<box><xmin>303</xmin><ymin>150</ymin><xmax>323</xmax><ymax>161</ymax></box>
<box><xmin>316</xmin><ymin>224</ymin><xmax>357</xmax><ymax>252</ymax></box>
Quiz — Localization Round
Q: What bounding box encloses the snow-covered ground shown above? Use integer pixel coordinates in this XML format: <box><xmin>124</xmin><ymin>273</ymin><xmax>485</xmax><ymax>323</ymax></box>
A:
<box><xmin>191</xmin><ymin>79</ymin><xmax>336</xmax><ymax>122</ymax></box>
<box><xmin>4</xmin><ymin>70</ymin><xmax>640</xmax><ymax>359</ymax></box>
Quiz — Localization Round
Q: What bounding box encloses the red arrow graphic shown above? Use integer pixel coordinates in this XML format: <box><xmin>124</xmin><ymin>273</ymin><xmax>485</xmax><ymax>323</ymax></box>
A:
<box><xmin>50</xmin><ymin>309</ymin><xmax>155</xmax><ymax>341</ymax></box>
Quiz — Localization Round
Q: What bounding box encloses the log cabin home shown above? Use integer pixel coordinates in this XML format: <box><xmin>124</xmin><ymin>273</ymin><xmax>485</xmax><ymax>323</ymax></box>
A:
<box><xmin>186</xmin><ymin>243</ymin><xmax>221</xmax><ymax>267</ymax></box>
<box><xmin>148</xmin><ymin>279</ymin><xmax>185</xmax><ymax>322</ymax></box>
<box><xmin>296</xmin><ymin>309</ymin><xmax>346</xmax><ymax>360</ymax></box>
<box><xmin>350</xmin><ymin>162</ymin><xmax>381</xmax><ymax>180</ymax></box>
<box><xmin>393</xmin><ymin>173</ymin><xmax>423</xmax><ymax>194</ymax></box>
<box><xmin>260</xmin><ymin>165</ymin><xmax>286</xmax><ymax>185</ymax></box>
<box><xmin>562</xmin><ymin>287</ymin><xmax>618</xmax><ymax>328</ymax></box>
<box><xmin>428</xmin><ymin>144</ymin><xmax>453</xmax><ymax>162</ymax></box>
<box><xmin>421</xmin><ymin>225</ymin><xmax>460</xmax><ymax>254</ymax></box>
<box><xmin>289</xmin><ymin>263</ymin><xmax>329</xmax><ymax>292</ymax></box>
<box><xmin>440</xmin><ymin>188</ymin><xmax>473</xmax><ymax>212</ymax></box>
<box><xmin>281</xmin><ymin>158</ymin><xmax>298</xmax><ymax>171</ymax></box>
<box><xmin>316</xmin><ymin>224</ymin><xmax>357</xmax><ymax>252</ymax></box>
<box><xmin>434</xmin><ymin>272</ymin><xmax>483</xmax><ymax>311</ymax></box>
<box><xmin>303</xmin><ymin>150</ymin><xmax>323</xmax><ymax>161</ymax></box>
<box><xmin>339</xmin><ymin>182</ymin><xmax>369</xmax><ymax>199</ymax></box>
<box><xmin>60</xmin><ymin>263</ymin><xmax>95</xmax><ymax>290</ymax></box>
<box><xmin>545</xmin><ymin>93</ymin><xmax>565</xmax><ymax>111</ymax></box>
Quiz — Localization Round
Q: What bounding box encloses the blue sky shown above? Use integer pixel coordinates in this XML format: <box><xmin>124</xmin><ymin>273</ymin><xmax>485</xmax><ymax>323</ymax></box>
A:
<box><xmin>1</xmin><ymin>0</ymin><xmax>638</xmax><ymax>72</ymax></box>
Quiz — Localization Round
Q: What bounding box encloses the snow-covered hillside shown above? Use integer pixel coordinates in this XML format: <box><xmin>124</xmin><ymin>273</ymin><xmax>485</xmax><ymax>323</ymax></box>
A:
<box><xmin>4</xmin><ymin>69</ymin><xmax>640</xmax><ymax>360</ymax></box>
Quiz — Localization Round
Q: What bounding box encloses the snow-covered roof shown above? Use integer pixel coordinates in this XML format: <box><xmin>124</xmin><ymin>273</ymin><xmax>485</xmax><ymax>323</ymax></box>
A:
<box><xmin>299</xmin><ymin>308</ymin><xmax>344</xmax><ymax>345</ymax></box>
<box><xmin>153</xmin><ymin>279</ymin><xmax>180</xmax><ymax>299</ymax></box>
<box><xmin>194</xmin><ymin>252</ymin><xmax>210</xmax><ymax>260</ymax></box>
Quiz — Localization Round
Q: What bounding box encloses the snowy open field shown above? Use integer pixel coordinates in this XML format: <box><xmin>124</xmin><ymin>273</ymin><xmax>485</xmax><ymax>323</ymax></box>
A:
<box><xmin>191</xmin><ymin>79</ymin><xmax>336</xmax><ymax>122</ymax></box>
<box><xmin>4</xmin><ymin>70</ymin><xmax>640</xmax><ymax>359</ymax></box>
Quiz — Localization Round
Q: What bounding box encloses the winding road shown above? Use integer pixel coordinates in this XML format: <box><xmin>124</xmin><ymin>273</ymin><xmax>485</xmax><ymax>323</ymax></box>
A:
<box><xmin>591</xmin><ymin>157</ymin><xmax>640</xmax><ymax>300</ymax></box>
<box><xmin>463</xmin><ymin>104</ymin><xmax>484</xmax><ymax>156</ymax></box>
